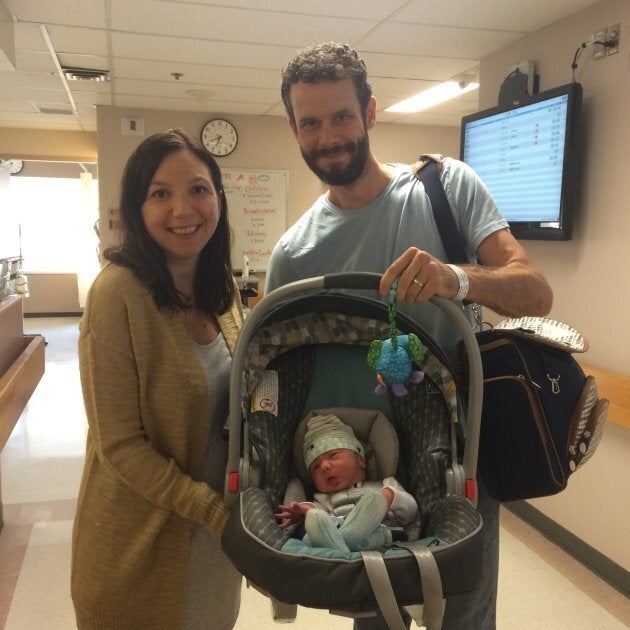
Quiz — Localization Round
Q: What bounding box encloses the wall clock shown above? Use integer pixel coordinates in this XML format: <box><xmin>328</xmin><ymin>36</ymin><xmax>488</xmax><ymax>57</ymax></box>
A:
<box><xmin>200</xmin><ymin>118</ymin><xmax>238</xmax><ymax>157</ymax></box>
<box><xmin>0</xmin><ymin>159</ymin><xmax>24</xmax><ymax>174</ymax></box>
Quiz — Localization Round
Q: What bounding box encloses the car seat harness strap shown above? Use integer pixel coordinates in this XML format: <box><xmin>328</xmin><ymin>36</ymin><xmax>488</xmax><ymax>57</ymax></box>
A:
<box><xmin>397</xmin><ymin>542</ymin><xmax>445</xmax><ymax>630</ymax></box>
<box><xmin>360</xmin><ymin>551</ymin><xmax>408</xmax><ymax>630</ymax></box>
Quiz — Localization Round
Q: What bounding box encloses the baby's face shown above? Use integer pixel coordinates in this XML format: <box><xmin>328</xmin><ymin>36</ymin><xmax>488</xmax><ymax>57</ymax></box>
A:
<box><xmin>309</xmin><ymin>448</ymin><xmax>366</xmax><ymax>493</ymax></box>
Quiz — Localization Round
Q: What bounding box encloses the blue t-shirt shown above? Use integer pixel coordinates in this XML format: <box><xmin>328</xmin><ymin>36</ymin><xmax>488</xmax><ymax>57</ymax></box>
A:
<box><xmin>265</xmin><ymin>158</ymin><xmax>507</xmax><ymax>359</ymax></box>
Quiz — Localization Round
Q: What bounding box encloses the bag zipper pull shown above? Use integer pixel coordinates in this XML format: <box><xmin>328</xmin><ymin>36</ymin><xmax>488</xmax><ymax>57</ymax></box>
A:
<box><xmin>547</xmin><ymin>373</ymin><xmax>561</xmax><ymax>394</ymax></box>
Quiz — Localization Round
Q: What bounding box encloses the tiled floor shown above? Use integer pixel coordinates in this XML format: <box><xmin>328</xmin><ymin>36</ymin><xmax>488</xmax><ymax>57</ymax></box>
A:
<box><xmin>1</xmin><ymin>317</ymin><xmax>628</xmax><ymax>629</ymax></box>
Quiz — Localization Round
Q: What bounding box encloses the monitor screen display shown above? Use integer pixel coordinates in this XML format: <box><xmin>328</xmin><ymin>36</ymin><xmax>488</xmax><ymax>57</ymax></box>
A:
<box><xmin>460</xmin><ymin>82</ymin><xmax>582</xmax><ymax>240</ymax></box>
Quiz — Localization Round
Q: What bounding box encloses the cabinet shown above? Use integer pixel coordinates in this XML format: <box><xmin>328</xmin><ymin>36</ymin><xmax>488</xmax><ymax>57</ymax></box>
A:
<box><xmin>0</xmin><ymin>296</ymin><xmax>45</xmax><ymax>529</ymax></box>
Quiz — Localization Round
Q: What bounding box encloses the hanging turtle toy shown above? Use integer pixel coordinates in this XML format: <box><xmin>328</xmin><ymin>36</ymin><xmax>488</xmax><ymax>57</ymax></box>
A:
<box><xmin>367</xmin><ymin>282</ymin><xmax>425</xmax><ymax>397</ymax></box>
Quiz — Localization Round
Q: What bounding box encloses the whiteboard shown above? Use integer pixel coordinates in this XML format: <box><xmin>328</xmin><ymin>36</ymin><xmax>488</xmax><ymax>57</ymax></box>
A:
<box><xmin>221</xmin><ymin>168</ymin><xmax>288</xmax><ymax>271</ymax></box>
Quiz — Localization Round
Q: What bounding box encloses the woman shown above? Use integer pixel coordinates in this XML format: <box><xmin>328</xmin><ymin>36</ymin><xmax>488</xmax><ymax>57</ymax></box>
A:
<box><xmin>71</xmin><ymin>129</ymin><xmax>244</xmax><ymax>629</ymax></box>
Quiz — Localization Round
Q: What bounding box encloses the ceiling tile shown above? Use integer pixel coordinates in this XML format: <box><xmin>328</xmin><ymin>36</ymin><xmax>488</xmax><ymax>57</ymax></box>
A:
<box><xmin>6</xmin><ymin>0</ymin><xmax>107</xmax><ymax>29</ymax></box>
<box><xmin>115</xmin><ymin>93</ymin><xmax>273</xmax><ymax>116</ymax></box>
<box><xmin>356</xmin><ymin>23</ymin><xmax>524</xmax><ymax>59</ymax></box>
<box><xmin>113</xmin><ymin>58</ymin><xmax>280</xmax><ymax>90</ymax></box>
<box><xmin>43</xmin><ymin>25</ymin><xmax>109</xmax><ymax>57</ymax></box>
<box><xmin>162</xmin><ymin>0</ymin><xmax>408</xmax><ymax>20</ymax></box>
<box><xmin>114</xmin><ymin>77</ymin><xmax>278</xmax><ymax>104</ymax></box>
<box><xmin>111</xmin><ymin>0</ymin><xmax>377</xmax><ymax>47</ymax></box>
<box><xmin>393</xmin><ymin>0</ymin><xmax>599</xmax><ymax>32</ymax></box>
<box><xmin>112</xmin><ymin>32</ymin><xmax>294</xmax><ymax>69</ymax></box>
<box><xmin>360</xmin><ymin>52</ymin><xmax>479</xmax><ymax>83</ymax></box>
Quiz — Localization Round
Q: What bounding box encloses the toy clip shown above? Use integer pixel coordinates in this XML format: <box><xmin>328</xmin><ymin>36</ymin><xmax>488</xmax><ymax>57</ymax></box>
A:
<box><xmin>366</xmin><ymin>280</ymin><xmax>425</xmax><ymax>397</ymax></box>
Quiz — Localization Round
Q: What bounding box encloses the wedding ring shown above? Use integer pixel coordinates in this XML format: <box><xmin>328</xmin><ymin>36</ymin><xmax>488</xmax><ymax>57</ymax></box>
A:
<box><xmin>413</xmin><ymin>278</ymin><xmax>424</xmax><ymax>288</ymax></box>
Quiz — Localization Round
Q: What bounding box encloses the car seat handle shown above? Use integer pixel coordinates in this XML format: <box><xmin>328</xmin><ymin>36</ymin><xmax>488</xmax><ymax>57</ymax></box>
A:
<box><xmin>323</xmin><ymin>272</ymin><xmax>381</xmax><ymax>290</ymax></box>
<box><xmin>225</xmin><ymin>273</ymin><xmax>483</xmax><ymax>508</ymax></box>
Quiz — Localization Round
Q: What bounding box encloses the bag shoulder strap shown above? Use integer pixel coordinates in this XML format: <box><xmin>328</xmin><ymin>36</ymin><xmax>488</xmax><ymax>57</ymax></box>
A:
<box><xmin>412</xmin><ymin>154</ymin><xmax>469</xmax><ymax>264</ymax></box>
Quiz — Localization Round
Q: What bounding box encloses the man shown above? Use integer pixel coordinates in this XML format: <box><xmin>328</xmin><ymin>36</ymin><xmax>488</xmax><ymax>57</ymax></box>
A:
<box><xmin>266</xmin><ymin>42</ymin><xmax>553</xmax><ymax>629</ymax></box>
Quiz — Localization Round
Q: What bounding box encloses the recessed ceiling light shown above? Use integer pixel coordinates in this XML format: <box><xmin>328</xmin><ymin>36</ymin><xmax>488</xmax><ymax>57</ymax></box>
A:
<box><xmin>386</xmin><ymin>79</ymin><xmax>479</xmax><ymax>113</ymax></box>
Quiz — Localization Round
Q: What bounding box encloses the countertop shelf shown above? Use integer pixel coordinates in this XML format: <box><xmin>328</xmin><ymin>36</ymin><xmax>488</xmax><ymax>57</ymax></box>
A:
<box><xmin>0</xmin><ymin>295</ymin><xmax>46</xmax><ymax>529</ymax></box>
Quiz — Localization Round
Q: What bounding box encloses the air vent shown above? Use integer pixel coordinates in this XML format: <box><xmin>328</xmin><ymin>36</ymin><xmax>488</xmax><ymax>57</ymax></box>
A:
<box><xmin>61</xmin><ymin>66</ymin><xmax>110</xmax><ymax>82</ymax></box>
<box><xmin>37</xmin><ymin>106</ymin><xmax>74</xmax><ymax>115</ymax></box>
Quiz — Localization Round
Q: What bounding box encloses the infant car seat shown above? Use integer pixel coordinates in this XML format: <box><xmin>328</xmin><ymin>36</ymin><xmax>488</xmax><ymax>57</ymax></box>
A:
<box><xmin>221</xmin><ymin>273</ymin><xmax>485</xmax><ymax>629</ymax></box>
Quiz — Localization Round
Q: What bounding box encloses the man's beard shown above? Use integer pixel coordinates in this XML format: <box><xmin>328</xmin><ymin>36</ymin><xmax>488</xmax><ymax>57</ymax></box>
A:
<box><xmin>301</xmin><ymin>132</ymin><xmax>370</xmax><ymax>186</ymax></box>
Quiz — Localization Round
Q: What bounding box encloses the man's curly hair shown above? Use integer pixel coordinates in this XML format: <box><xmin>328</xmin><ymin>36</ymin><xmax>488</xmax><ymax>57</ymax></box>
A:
<box><xmin>281</xmin><ymin>42</ymin><xmax>373</xmax><ymax>125</ymax></box>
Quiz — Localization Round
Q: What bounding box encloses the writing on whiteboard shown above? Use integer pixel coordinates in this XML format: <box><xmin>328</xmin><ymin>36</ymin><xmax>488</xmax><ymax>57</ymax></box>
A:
<box><xmin>221</xmin><ymin>168</ymin><xmax>288</xmax><ymax>271</ymax></box>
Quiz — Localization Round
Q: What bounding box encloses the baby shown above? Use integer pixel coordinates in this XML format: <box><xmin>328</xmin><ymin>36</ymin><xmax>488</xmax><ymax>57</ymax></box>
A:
<box><xmin>276</xmin><ymin>414</ymin><xmax>418</xmax><ymax>552</ymax></box>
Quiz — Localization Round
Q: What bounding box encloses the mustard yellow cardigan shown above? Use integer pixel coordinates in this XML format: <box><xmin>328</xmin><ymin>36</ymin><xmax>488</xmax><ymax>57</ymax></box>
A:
<box><xmin>71</xmin><ymin>264</ymin><xmax>244</xmax><ymax>629</ymax></box>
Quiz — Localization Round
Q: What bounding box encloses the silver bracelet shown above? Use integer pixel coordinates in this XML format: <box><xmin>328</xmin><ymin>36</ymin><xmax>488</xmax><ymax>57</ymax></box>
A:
<box><xmin>447</xmin><ymin>264</ymin><xmax>470</xmax><ymax>301</ymax></box>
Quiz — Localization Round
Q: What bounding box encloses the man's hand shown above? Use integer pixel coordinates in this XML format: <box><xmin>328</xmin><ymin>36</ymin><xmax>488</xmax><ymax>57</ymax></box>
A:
<box><xmin>379</xmin><ymin>247</ymin><xmax>459</xmax><ymax>304</ymax></box>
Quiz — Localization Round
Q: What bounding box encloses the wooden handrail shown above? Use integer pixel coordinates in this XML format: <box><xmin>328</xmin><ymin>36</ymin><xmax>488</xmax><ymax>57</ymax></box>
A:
<box><xmin>580</xmin><ymin>363</ymin><xmax>630</xmax><ymax>430</ymax></box>
<box><xmin>0</xmin><ymin>335</ymin><xmax>45</xmax><ymax>451</ymax></box>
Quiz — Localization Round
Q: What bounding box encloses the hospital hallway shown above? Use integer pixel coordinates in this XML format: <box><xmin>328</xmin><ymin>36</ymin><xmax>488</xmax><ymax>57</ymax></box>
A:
<box><xmin>1</xmin><ymin>317</ymin><xmax>628</xmax><ymax>629</ymax></box>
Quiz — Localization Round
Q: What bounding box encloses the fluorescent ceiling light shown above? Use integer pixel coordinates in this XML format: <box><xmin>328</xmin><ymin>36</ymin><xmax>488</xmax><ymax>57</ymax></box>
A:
<box><xmin>386</xmin><ymin>80</ymin><xmax>479</xmax><ymax>113</ymax></box>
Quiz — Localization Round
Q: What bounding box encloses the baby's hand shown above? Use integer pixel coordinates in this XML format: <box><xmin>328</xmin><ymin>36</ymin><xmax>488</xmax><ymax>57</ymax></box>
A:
<box><xmin>275</xmin><ymin>501</ymin><xmax>311</xmax><ymax>528</ymax></box>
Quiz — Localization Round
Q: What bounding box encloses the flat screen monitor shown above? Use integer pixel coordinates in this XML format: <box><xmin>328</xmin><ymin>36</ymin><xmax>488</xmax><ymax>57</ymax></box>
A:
<box><xmin>460</xmin><ymin>82</ymin><xmax>582</xmax><ymax>240</ymax></box>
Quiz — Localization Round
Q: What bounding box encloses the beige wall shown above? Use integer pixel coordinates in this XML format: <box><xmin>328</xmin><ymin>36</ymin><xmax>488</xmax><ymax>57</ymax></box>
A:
<box><xmin>0</xmin><ymin>128</ymin><xmax>96</xmax><ymax>162</ymax></box>
<box><xmin>21</xmin><ymin>273</ymin><xmax>81</xmax><ymax>314</ymax></box>
<box><xmin>478</xmin><ymin>0</ymin><xmax>629</xmax><ymax>571</ymax></box>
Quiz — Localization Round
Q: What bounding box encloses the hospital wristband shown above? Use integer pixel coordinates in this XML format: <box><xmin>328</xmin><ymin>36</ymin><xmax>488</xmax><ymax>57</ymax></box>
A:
<box><xmin>447</xmin><ymin>264</ymin><xmax>469</xmax><ymax>301</ymax></box>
